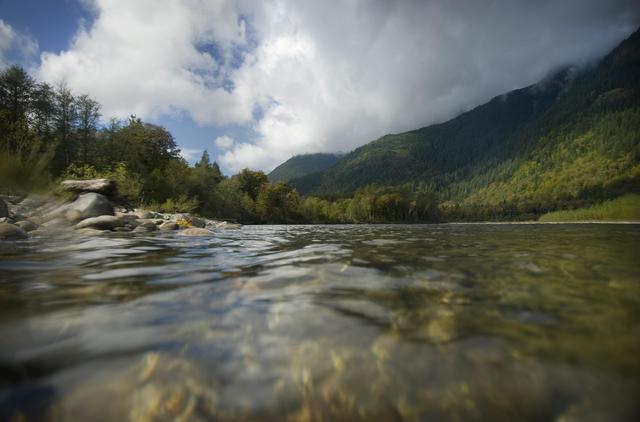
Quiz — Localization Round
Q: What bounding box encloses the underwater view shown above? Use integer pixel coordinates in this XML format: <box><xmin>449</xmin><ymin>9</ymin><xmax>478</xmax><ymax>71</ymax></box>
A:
<box><xmin>1</xmin><ymin>223</ymin><xmax>639</xmax><ymax>420</ymax></box>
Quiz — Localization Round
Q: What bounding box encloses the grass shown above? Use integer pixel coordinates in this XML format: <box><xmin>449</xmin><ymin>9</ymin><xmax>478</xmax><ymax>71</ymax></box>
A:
<box><xmin>539</xmin><ymin>194</ymin><xmax>640</xmax><ymax>222</ymax></box>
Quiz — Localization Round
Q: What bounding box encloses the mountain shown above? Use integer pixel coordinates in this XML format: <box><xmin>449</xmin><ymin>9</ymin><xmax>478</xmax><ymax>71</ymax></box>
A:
<box><xmin>268</xmin><ymin>153</ymin><xmax>342</xmax><ymax>183</ymax></box>
<box><xmin>290</xmin><ymin>28</ymin><xmax>640</xmax><ymax>210</ymax></box>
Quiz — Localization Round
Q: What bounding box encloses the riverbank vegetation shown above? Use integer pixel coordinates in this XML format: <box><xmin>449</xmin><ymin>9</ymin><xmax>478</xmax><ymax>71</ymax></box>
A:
<box><xmin>538</xmin><ymin>194</ymin><xmax>640</xmax><ymax>222</ymax></box>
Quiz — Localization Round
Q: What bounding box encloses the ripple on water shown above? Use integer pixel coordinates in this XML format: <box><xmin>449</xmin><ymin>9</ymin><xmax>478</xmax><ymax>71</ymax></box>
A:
<box><xmin>0</xmin><ymin>223</ymin><xmax>639</xmax><ymax>420</ymax></box>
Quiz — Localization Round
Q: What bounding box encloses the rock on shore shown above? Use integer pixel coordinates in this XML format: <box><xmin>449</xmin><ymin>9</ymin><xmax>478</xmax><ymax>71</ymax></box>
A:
<box><xmin>0</xmin><ymin>222</ymin><xmax>28</xmax><ymax>240</ymax></box>
<box><xmin>0</xmin><ymin>179</ymin><xmax>240</xmax><ymax>240</ymax></box>
<box><xmin>60</xmin><ymin>178</ymin><xmax>117</xmax><ymax>195</ymax></box>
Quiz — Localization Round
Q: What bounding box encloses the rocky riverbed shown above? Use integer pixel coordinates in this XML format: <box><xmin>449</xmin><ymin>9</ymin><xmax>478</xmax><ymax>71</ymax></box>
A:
<box><xmin>0</xmin><ymin>179</ymin><xmax>240</xmax><ymax>240</ymax></box>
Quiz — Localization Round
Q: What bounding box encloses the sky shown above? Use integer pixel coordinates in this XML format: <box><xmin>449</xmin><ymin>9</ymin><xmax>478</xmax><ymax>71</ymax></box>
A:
<box><xmin>1</xmin><ymin>0</ymin><xmax>639</xmax><ymax>174</ymax></box>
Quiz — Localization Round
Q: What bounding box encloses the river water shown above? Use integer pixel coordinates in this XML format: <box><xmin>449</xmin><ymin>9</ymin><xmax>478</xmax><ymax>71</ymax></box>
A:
<box><xmin>0</xmin><ymin>224</ymin><xmax>639</xmax><ymax>421</ymax></box>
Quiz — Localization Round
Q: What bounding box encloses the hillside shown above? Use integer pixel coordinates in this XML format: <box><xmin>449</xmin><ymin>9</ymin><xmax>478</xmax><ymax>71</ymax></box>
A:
<box><xmin>290</xmin><ymin>28</ymin><xmax>640</xmax><ymax>212</ymax></box>
<box><xmin>268</xmin><ymin>153</ymin><xmax>342</xmax><ymax>183</ymax></box>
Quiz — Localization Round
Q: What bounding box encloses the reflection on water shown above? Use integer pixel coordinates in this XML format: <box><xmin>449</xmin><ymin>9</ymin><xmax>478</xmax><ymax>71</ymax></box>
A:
<box><xmin>0</xmin><ymin>224</ymin><xmax>639</xmax><ymax>420</ymax></box>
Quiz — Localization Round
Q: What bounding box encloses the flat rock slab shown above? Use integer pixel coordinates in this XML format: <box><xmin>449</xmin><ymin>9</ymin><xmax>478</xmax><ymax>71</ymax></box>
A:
<box><xmin>75</xmin><ymin>215</ymin><xmax>124</xmax><ymax>230</ymax></box>
<box><xmin>61</xmin><ymin>179</ymin><xmax>117</xmax><ymax>195</ymax></box>
<box><xmin>177</xmin><ymin>228</ymin><xmax>215</xmax><ymax>236</ymax></box>
<box><xmin>0</xmin><ymin>223</ymin><xmax>28</xmax><ymax>240</ymax></box>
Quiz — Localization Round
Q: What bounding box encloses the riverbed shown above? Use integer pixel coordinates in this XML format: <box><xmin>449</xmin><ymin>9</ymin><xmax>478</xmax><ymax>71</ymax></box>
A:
<box><xmin>1</xmin><ymin>224</ymin><xmax>639</xmax><ymax>420</ymax></box>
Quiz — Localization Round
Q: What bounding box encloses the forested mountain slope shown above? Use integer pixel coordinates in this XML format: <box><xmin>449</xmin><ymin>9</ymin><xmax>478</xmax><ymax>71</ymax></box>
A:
<box><xmin>291</xmin><ymin>28</ymin><xmax>640</xmax><ymax>210</ymax></box>
<box><xmin>268</xmin><ymin>153</ymin><xmax>342</xmax><ymax>183</ymax></box>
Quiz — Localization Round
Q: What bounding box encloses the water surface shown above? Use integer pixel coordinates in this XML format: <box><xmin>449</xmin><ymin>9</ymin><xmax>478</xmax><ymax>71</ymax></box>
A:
<box><xmin>1</xmin><ymin>224</ymin><xmax>639</xmax><ymax>420</ymax></box>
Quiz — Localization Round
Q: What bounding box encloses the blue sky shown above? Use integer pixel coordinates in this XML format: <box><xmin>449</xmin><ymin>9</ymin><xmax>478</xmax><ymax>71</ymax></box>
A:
<box><xmin>0</xmin><ymin>0</ymin><xmax>243</xmax><ymax>167</ymax></box>
<box><xmin>1</xmin><ymin>0</ymin><xmax>639</xmax><ymax>174</ymax></box>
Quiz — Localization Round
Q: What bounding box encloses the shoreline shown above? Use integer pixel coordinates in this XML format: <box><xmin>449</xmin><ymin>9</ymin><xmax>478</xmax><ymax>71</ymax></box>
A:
<box><xmin>447</xmin><ymin>220</ymin><xmax>640</xmax><ymax>225</ymax></box>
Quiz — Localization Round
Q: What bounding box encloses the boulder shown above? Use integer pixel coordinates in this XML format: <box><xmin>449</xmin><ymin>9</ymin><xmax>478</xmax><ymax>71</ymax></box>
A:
<box><xmin>64</xmin><ymin>193</ymin><xmax>114</xmax><ymax>222</ymax></box>
<box><xmin>133</xmin><ymin>221</ymin><xmax>158</xmax><ymax>232</ymax></box>
<box><xmin>177</xmin><ymin>228</ymin><xmax>214</xmax><ymax>237</ymax></box>
<box><xmin>0</xmin><ymin>198</ymin><xmax>8</xmax><ymax>218</ymax></box>
<box><xmin>16</xmin><ymin>220</ymin><xmax>38</xmax><ymax>232</ymax></box>
<box><xmin>75</xmin><ymin>215</ymin><xmax>124</xmax><ymax>230</ymax></box>
<box><xmin>189</xmin><ymin>216</ymin><xmax>206</xmax><ymax>228</ymax></box>
<box><xmin>135</xmin><ymin>210</ymin><xmax>157</xmax><ymax>219</ymax></box>
<box><xmin>0</xmin><ymin>223</ymin><xmax>28</xmax><ymax>240</ymax></box>
<box><xmin>61</xmin><ymin>178</ymin><xmax>117</xmax><ymax>195</ymax></box>
<box><xmin>159</xmin><ymin>222</ymin><xmax>179</xmax><ymax>231</ymax></box>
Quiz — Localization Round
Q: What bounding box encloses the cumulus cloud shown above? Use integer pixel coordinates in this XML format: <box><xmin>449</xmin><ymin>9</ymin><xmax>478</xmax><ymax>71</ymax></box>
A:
<box><xmin>38</xmin><ymin>0</ymin><xmax>252</xmax><ymax>124</ymax></box>
<box><xmin>37</xmin><ymin>0</ymin><xmax>640</xmax><ymax>173</ymax></box>
<box><xmin>0</xmin><ymin>19</ymin><xmax>39</xmax><ymax>68</ymax></box>
<box><xmin>214</xmin><ymin>135</ymin><xmax>235</xmax><ymax>150</ymax></box>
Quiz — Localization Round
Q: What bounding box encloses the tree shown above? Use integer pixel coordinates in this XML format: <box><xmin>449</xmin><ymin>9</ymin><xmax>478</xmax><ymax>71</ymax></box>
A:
<box><xmin>234</xmin><ymin>169</ymin><xmax>269</xmax><ymax>201</ymax></box>
<box><xmin>0</xmin><ymin>65</ymin><xmax>35</xmax><ymax>152</ymax></box>
<box><xmin>51</xmin><ymin>83</ymin><xmax>77</xmax><ymax>173</ymax></box>
<box><xmin>256</xmin><ymin>182</ymin><xmax>301</xmax><ymax>222</ymax></box>
<box><xmin>76</xmin><ymin>94</ymin><xmax>101</xmax><ymax>165</ymax></box>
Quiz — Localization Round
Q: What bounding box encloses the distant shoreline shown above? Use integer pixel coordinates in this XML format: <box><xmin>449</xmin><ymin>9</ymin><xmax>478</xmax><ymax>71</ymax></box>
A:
<box><xmin>447</xmin><ymin>221</ymin><xmax>640</xmax><ymax>225</ymax></box>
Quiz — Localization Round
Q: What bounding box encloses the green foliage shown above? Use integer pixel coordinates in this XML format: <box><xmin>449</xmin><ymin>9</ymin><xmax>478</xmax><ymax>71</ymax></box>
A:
<box><xmin>209</xmin><ymin>178</ymin><xmax>257</xmax><ymax>222</ymax></box>
<box><xmin>103</xmin><ymin>163</ymin><xmax>143</xmax><ymax>202</ymax></box>
<box><xmin>62</xmin><ymin>163</ymin><xmax>99</xmax><ymax>179</ymax></box>
<box><xmin>539</xmin><ymin>194</ymin><xmax>640</xmax><ymax>221</ymax></box>
<box><xmin>234</xmin><ymin>169</ymin><xmax>269</xmax><ymax>201</ymax></box>
<box><xmin>151</xmin><ymin>195</ymin><xmax>199</xmax><ymax>214</ymax></box>
<box><xmin>256</xmin><ymin>182</ymin><xmax>301</xmax><ymax>222</ymax></box>
<box><xmin>296</xmin><ymin>184</ymin><xmax>441</xmax><ymax>223</ymax></box>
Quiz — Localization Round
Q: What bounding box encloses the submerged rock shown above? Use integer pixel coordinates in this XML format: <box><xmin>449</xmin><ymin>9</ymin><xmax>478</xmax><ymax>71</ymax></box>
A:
<box><xmin>136</xmin><ymin>221</ymin><xmax>159</xmax><ymax>231</ymax></box>
<box><xmin>177</xmin><ymin>228</ymin><xmax>215</xmax><ymax>237</ymax></box>
<box><xmin>15</xmin><ymin>220</ymin><xmax>38</xmax><ymax>232</ymax></box>
<box><xmin>61</xmin><ymin>178</ymin><xmax>117</xmax><ymax>195</ymax></box>
<box><xmin>215</xmin><ymin>221</ymin><xmax>241</xmax><ymax>229</ymax></box>
<box><xmin>75</xmin><ymin>215</ymin><xmax>124</xmax><ymax>230</ymax></box>
<box><xmin>133</xmin><ymin>223</ymin><xmax>158</xmax><ymax>233</ymax></box>
<box><xmin>0</xmin><ymin>223</ymin><xmax>28</xmax><ymax>240</ymax></box>
<box><xmin>77</xmin><ymin>228</ymin><xmax>110</xmax><ymax>236</ymax></box>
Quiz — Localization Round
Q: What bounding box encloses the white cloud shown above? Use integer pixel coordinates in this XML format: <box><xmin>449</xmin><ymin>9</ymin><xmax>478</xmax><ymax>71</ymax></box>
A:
<box><xmin>179</xmin><ymin>147</ymin><xmax>202</xmax><ymax>162</ymax></box>
<box><xmin>38</xmin><ymin>0</ymin><xmax>252</xmax><ymax>124</ymax></box>
<box><xmin>0</xmin><ymin>19</ymin><xmax>38</xmax><ymax>68</ymax></box>
<box><xmin>36</xmin><ymin>0</ymin><xmax>640</xmax><ymax>173</ymax></box>
<box><xmin>214</xmin><ymin>134</ymin><xmax>234</xmax><ymax>150</ymax></box>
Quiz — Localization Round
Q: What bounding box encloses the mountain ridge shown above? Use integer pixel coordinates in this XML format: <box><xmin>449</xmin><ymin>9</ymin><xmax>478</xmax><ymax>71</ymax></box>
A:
<box><xmin>285</xmin><ymin>27</ymin><xmax>640</xmax><ymax>211</ymax></box>
<box><xmin>268</xmin><ymin>153</ymin><xmax>343</xmax><ymax>183</ymax></box>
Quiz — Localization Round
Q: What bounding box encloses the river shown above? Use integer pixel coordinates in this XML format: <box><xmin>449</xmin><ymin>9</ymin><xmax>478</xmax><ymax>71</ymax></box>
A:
<box><xmin>1</xmin><ymin>224</ymin><xmax>639</xmax><ymax>420</ymax></box>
